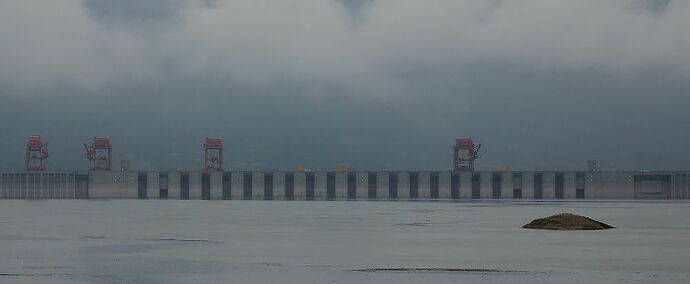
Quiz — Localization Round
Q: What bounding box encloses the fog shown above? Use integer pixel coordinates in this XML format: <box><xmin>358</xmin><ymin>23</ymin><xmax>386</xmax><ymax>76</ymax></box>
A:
<box><xmin>0</xmin><ymin>0</ymin><xmax>688</xmax><ymax>171</ymax></box>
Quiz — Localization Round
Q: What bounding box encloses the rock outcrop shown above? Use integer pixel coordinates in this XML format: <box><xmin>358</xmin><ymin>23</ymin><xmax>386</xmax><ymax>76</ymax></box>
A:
<box><xmin>523</xmin><ymin>213</ymin><xmax>614</xmax><ymax>230</ymax></box>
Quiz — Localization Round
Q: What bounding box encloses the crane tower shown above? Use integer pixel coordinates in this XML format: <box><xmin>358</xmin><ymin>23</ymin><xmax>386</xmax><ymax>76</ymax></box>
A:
<box><xmin>203</xmin><ymin>137</ymin><xmax>224</xmax><ymax>171</ymax></box>
<box><xmin>25</xmin><ymin>135</ymin><xmax>49</xmax><ymax>171</ymax></box>
<box><xmin>85</xmin><ymin>137</ymin><xmax>112</xmax><ymax>171</ymax></box>
<box><xmin>453</xmin><ymin>137</ymin><xmax>481</xmax><ymax>171</ymax></box>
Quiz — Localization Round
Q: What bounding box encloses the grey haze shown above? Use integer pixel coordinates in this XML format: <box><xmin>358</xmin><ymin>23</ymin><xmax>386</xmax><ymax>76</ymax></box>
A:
<box><xmin>0</xmin><ymin>0</ymin><xmax>688</xmax><ymax>171</ymax></box>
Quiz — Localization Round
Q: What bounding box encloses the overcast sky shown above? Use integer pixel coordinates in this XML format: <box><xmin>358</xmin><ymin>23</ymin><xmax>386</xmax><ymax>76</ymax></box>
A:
<box><xmin>0</xmin><ymin>0</ymin><xmax>688</xmax><ymax>171</ymax></box>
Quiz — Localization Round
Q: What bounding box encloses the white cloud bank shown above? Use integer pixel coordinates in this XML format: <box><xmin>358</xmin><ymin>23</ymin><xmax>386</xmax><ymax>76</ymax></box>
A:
<box><xmin>0</xmin><ymin>0</ymin><xmax>688</xmax><ymax>96</ymax></box>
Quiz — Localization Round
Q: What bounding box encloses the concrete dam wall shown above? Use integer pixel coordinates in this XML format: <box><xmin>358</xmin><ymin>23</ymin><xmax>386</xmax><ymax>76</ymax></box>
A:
<box><xmin>2</xmin><ymin>170</ymin><xmax>689</xmax><ymax>200</ymax></box>
<box><xmin>0</xmin><ymin>171</ymin><xmax>88</xmax><ymax>199</ymax></box>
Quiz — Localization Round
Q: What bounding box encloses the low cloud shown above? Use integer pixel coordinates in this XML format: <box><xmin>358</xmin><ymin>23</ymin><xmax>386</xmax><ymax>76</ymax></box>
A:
<box><xmin>0</xmin><ymin>0</ymin><xmax>688</xmax><ymax>170</ymax></box>
<box><xmin>1</xmin><ymin>0</ymin><xmax>687</xmax><ymax>96</ymax></box>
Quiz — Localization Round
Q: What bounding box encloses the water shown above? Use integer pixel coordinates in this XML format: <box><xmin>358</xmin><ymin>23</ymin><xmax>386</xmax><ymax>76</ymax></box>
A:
<box><xmin>1</xmin><ymin>200</ymin><xmax>689</xmax><ymax>283</ymax></box>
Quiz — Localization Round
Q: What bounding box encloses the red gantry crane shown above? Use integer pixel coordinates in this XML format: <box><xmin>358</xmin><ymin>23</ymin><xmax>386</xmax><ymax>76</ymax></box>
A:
<box><xmin>453</xmin><ymin>137</ymin><xmax>481</xmax><ymax>171</ymax></box>
<box><xmin>203</xmin><ymin>137</ymin><xmax>224</xmax><ymax>171</ymax></box>
<box><xmin>85</xmin><ymin>137</ymin><xmax>112</xmax><ymax>171</ymax></box>
<box><xmin>25</xmin><ymin>135</ymin><xmax>49</xmax><ymax>171</ymax></box>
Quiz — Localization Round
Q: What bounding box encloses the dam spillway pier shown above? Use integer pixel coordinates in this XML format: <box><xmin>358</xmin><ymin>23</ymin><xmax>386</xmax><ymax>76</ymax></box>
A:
<box><xmin>3</xmin><ymin>135</ymin><xmax>690</xmax><ymax>200</ymax></box>
<box><xmin>1</xmin><ymin>170</ymin><xmax>689</xmax><ymax>200</ymax></box>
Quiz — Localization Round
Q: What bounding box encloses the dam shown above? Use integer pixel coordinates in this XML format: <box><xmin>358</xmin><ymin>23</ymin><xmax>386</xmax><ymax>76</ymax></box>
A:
<box><xmin>4</xmin><ymin>136</ymin><xmax>690</xmax><ymax>200</ymax></box>
<box><xmin>1</xmin><ymin>170</ymin><xmax>689</xmax><ymax>200</ymax></box>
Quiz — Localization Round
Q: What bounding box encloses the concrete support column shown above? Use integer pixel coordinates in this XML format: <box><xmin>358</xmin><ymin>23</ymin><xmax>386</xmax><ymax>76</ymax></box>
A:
<box><xmin>8</xmin><ymin>174</ymin><xmax>13</xmax><ymax>199</ymax></box>
<box><xmin>69</xmin><ymin>174</ymin><xmax>76</xmax><ymax>199</ymax></box>
<box><xmin>683</xmin><ymin>173</ymin><xmax>690</xmax><ymax>199</ymax></box>
<box><xmin>315</xmin><ymin>172</ymin><xmax>327</xmax><ymax>200</ymax></box>
<box><xmin>125</xmin><ymin>172</ymin><xmax>137</xmax><ymax>199</ymax></box>
<box><xmin>356</xmin><ymin>172</ymin><xmax>368</xmax><ymax>199</ymax></box>
<box><xmin>231</xmin><ymin>171</ymin><xmax>243</xmax><ymax>199</ymax></box>
<box><xmin>523</xmin><ymin>172</ymin><xmax>534</xmax><ymax>199</ymax></box>
<box><xmin>14</xmin><ymin>174</ymin><xmax>19</xmax><ymax>199</ymax></box>
<box><xmin>23</xmin><ymin>173</ymin><xmax>29</xmax><ymax>199</ymax></box>
<box><xmin>21</xmin><ymin>173</ymin><xmax>27</xmax><ymax>199</ymax></box>
<box><xmin>88</xmin><ymin>172</ymin><xmax>114</xmax><ymax>199</ymax></box>
<box><xmin>25</xmin><ymin>173</ymin><xmax>31</xmax><ymax>199</ymax></box>
<box><xmin>41</xmin><ymin>173</ymin><xmax>48</xmax><ymax>199</ymax></box>
<box><xmin>1</xmin><ymin>174</ymin><xmax>5</xmax><ymax>199</ymax></box>
<box><xmin>459</xmin><ymin>172</ymin><xmax>472</xmax><ymax>199</ymax></box>
<box><xmin>10</xmin><ymin>174</ymin><xmax>17</xmax><ymax>199</ymax></box>
<box><xmin>147</xmin><ymin>172</ymin><xmax>160</xmax><ymax>199</ymax></box>
<box><xmin>25</xmin><ymin>174</ymin><xmax>32</xmax><ymax>199</ymax></box>
<box><xmin>43</xmin><ymin>173</ymin><xmax>50</xmax><ymax>199</ymax></box>
<box><xmin>585</xmin><ymin>172</ymin><xmax>598</xmax><ymax>199</ymax></box>
<box><xmin>42</xmin><ymin>174</ymin><xmax>48</xmax><ymax>199</ymax></box>
<box><xmin>480</xmin><ymin>172</ymin><xmax>492</xmax><ymax>199</ymax></box>
<box><xmin>44</xmin><ymin>174</ymin><xmax>50</xmax><ymax>199</ymax></box>
<box><xmin>53</xmin><ymin>173</ymin><xmax>60</xmax><ymax>199</ymax></box>
<box><xmin>439</xmin><ymin>172</ymin><xmax>451</xmax><ymax>198</ymax></box>
<box><xmin>40</xmin><ymin>174</ymin><xmax>46</xmax><ymax>199</ymax></box>
<box><xmin>8</xmin><ymin>173</ymin><xmax>12</xmax><ymax>199</ymax></box>
<box><xmin>543</xmin><ymin>172</ymin><xmax>555</xmax><ymax>199</ymax></box>
<box><xmin>26</xmin><ymin>174</ymin><xmax>33</xmax><ymax>199</ymax></box>
<box><xmin>684</xmin><ymin>174</ymin><xmax>690</xmax><ymax>199</ymax></box>
<box><xmin>26</xmin><ymin>174</ymin><xmax>35</xmax><ymax>199</ymax></box>
<box><xmin>0</xmin><ymin>173</ymin><xmax>4</xmax><ymax>199</ymax></box>
<box><xmin>398</xmin><ymin>172</ymin><xmax>410</xmax><ymax>199</ymax></box>
<box><xmin>52</xmin><ymin>174</ymin><xmax>59</xmax><ymax>199</ymax></box>
<box><xmin>671</xmin><ymin>174</ymin><xmax>679</xmax><ymax>199</ymax></box>
<box><xmin>678</xmin><ymin>174</ymin><xmax>686</xmax><ymax>199</ymax></box>
<box><xmin>69</xmin><ymin>174</ymin><xmax>75</xmax><ymax>199</ymax></box>
<box><xmin>624</xmin><ymin>173</ymin><xmax>635</xmax><ymax>199</ymax></box>
<box><xmin>681</xmin><ymin>173</ymin><xmax>690</xmax><ymax>199</ymax></box>
<box><xmin>45</xmin><ymin>174</ymin><xmax>52</xmax><ymax>199</ymax></box>
<box><xmin>252</xmin><ymin>171</ymin><xmax>264</xmax><ymax>200</ymax></box>
<box><xmin>377</xmin><ymin>172</ymin><xmax>389</xmax><ymax>199</ymax></box>
<box><xmin>210</xmin><ymin>172</ymin><xmax>222</xmax><ymax>200</ymax></box>
<box><xmin>683</xmin><ymin>174</ymin><xmax>688</xmax><ymax>199</ymax></box>
<box><xmin>55</xmin><ymin>174</ymin><xmax>61</xmax><ymax>199</ymax></box>
<box><xmin>23</xmin><ymin>174</ymin><xmax>30</xmax><ymax>199</ymax></box>
<box><xmin>51</xmin><ymin>174</ymin><xmax>58</xmax><ymax>199</ymax></box>
<box><xmin>25</xmin><ymin>174</ymin><xmax>31</xmax><ymax>199</ymax></box>
<box><xmin>335</xmin><ymin>172</ymin><xmax>347</xmax><ymax>199</ymax></box>
<box><xmin>419</xmin><ymin>172</ymin><xmax>431</xmax><ymax>199</ymax></box>
<box><xmin>294</xmin><ymin>172</ymin><xmax>306</xmax><ymax>200</ymax></box>
<box><xmin>168</xmin><ymin>172</ymin><xmax>181</xmax><ymax>199</ymax></box>
<box><xmin>19</xmin><ymin>173</ymin><xmax>23</xmax><ymax>199</ymax></box>
<box><xmin>5</xmin><ymin>174</ymin><xmax>11</xmax><ymax>199</ymax></box>
<box><xmin>189</xmin><ymin>171</ymin><xmax>202</xmax><ymax>200</ymax></box>
<box><xmin>11</xmin><ymin>174</ymin><xmax>17</xmax><ymax>199</ymax></box>
<box><xmin>38</xmin><ymin>174</ymin><xmax>45</xmax><ymax>199</ymax></box>
<box><xmin>20</xmin><ymin>173</ymin><xmax>26</xmax><ymax>199</ymax></box>
<box><xmin>501</xmin><ymin>172</ymin><xmax>512</xmax><ymax>199</ymax></box>
<box><xmin>17</xmin><ymin>174</ymin><xmax>22</xmax><ymax>199</ymax></box>
<box><xmin>45</xmin><ymin>173</ymin><xmax>52</xmax><ymax>199</ymax></box>
<box><xmin>22</xmin><ymin>174</ymin><xmax>31</xmax><ymax>199</ymax></box>
<box><xmin>32</xmin><ymin>174</ymin><xmax>38</xmax><ymax>199</ymax></box>
<box><xmin>564</xmin><ymin>172</ymin><xmax>577</xmax><ymax>199</ymax></box>
<box><xmin>273</xmin><ymin>171</ymin><xmax>286</xmax><ymax>200</ymax></box>
<box><xmin>49</xmin><ymin>173</ymin><xmax>55</xmax><ymax>199</ymax></box>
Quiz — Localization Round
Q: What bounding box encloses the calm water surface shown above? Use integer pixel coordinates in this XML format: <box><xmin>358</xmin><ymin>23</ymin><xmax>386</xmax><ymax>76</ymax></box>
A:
<box><xmin>1</xmin><ymin>200</ymin><xmax>689</xmax><ymax>283</ymax></box>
